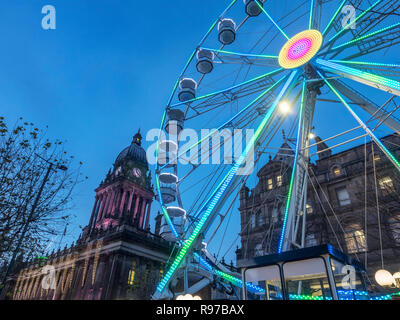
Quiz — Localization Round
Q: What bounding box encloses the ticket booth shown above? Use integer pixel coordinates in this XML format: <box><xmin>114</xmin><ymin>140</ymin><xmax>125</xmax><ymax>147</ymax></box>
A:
<box><xmin>239</xmin><ymin>244</ymin><xmax>369</xmax><ymax>300</ymax></box>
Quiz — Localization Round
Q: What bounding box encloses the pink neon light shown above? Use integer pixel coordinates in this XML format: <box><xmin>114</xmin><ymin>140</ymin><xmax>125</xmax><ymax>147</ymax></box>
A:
<box><xmin>287</xmin><ymin>38</ymin><xmax>312</xmax><ymax>60</ymax></box>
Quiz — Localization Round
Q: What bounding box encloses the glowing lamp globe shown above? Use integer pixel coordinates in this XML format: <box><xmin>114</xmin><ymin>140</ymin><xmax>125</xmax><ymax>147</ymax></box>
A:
<box><xmin>375</xmin><ymin>269</ymin><xmax>395</xmax><ymax>287</ymax></box>
<box><xmin>278</xmin><ymin>29</ymin><xmax>323</xmax><ymax>69</ymax></box>
<box><xmin>176</xmin><ymin>294</ymin><xmax>202</xmax><ymax>300</ymax></box>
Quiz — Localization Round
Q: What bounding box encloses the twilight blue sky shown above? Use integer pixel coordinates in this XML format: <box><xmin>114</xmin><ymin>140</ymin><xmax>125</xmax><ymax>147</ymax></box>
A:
<box><xmin>1</xmin><ymin>1</ymin><xmax>399</xmax><ymax>262</ymax></box>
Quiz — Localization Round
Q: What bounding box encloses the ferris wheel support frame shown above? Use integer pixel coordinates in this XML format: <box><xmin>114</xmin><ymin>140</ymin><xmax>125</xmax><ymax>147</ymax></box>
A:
<box><xmin>154</xmin><ymin>0</ymin><xmax>400</xmax><ymax>300</ymax></box>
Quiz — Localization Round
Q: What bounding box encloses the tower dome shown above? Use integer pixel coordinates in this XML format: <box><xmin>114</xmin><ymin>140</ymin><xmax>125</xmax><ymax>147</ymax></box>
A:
<box><xmin>115</xmin><ymin>129</ymin><xmax>148</xmax><ymax>166</ymax></box>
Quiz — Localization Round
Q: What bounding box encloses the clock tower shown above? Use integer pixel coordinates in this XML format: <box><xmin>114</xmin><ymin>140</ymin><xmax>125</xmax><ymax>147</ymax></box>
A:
<box><xmin>87</xmin><ymin>129</ymin><xmax>154</xmax><ymax>233</ymax></box>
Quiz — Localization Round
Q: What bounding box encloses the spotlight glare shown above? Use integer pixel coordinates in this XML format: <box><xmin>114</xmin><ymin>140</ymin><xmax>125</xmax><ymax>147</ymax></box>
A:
<box><xmin>279</xmin><ymin>101</ymin><xmax>290</xmax><ymax>113</ymax></box>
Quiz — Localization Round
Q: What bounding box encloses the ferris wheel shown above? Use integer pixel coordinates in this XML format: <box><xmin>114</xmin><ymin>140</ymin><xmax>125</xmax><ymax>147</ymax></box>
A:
<box><xmin>152</xmin><ymin>0</ymin><xmax>400</xmax><ymax>300</ymax></box>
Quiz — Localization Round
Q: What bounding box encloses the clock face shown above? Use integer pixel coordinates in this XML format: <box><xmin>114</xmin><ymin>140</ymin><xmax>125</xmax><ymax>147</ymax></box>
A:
<box><xmin>133</xmin><ymin>168</ymin><xmax>142</xmax><ymax>178</ymax></box>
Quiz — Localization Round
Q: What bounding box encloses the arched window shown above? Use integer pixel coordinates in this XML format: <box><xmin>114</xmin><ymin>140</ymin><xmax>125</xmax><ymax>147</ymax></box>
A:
<box><xmin>250</xmin><ymin>214</ymin><xmax>256</xmax><ymax>229</ymax></box>
<box><xmin>388</xmin><ymin>215</ymin><xmax>400</xmax><ymax>246</ymax></box>
<box><xmin>331</xmin><ymin>164</ymin><xmax>342</xmax><ymax>177</ymax></box>
<box><xmin>345</xmin><ymin>225</ymin><xmax>366</xmax><ymax>254</ymax></box>
<box><xmin>256</xmin><ymin>210</ymin><xmax>263</xmax><ymax>227</ymax></box>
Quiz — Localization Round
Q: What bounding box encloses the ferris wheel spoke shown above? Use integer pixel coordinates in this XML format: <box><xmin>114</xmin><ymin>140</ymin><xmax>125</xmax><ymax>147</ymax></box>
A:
<box><xmin>255</xmin><ymin>1</ymin><xmax>290</xmax><ymax>40</ymax></box>
<box><xmin>155</xmin><ymin>71</ymin><xmax>299</xmax><ymax>296</ymax></box>
<box><xmin>328</xmin><ymin>79</ymin><xmax>400</xmax><ymax>135</ymax></box>
<box><xmin>159</xmin><ymin>75</ymin><xmax>287</xmax><ymax>171</ymax></box>
<box><xmin>170</xmin><ymin>68</ymin><xmax>284</xmax><ymax>109</ymax></box>
<box><xmin>321</xmin><ymin>0</ymin><xmax>347</xmax><ymax>37</ymax></box>
<box><xmin>318</xmin><ymin>70</ymin><xmax>400</xmax><ymax>174</ymax></box>
<box><xmin>203</xmin><ymin>47</ymin><xmax>278</xmax><ymax>60</ymax></box>
<box><xmin>316</xmin><ymin>59</ymin><xmax>400</xmax><ymax>96</ymax></box>
<box><xmin>321</xmin><ymin>0</ymin><xmax>383</xmax><ymax>51</ymax></box>
<box><xmin>327</xmin><ymin>22</ymin><xmax>400</xmax><ymax>56</ymax></box>
<box><xmin>327</xmin><ymin>60</ymin><xmax>400</xmax><ymax>79</ymax></box>
<box><xmin>171</xmin><ymin>68</ymin><xmax>284</xmax><ymax>109</ymax></box>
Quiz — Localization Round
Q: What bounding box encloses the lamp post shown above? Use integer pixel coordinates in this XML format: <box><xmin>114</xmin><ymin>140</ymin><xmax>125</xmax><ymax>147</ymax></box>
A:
<box><xmin>0</xmin><ymin>156</ymin><xmax>67</xmax><ymax>297</ymax></box>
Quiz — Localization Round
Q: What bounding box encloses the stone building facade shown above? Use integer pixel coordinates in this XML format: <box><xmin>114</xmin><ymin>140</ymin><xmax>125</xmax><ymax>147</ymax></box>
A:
<box><xmin>236</xmin><ymin>134</ymin><xmax>400</xmax><ymax>285</ymax></box>
<box><xmin>7</xmin><ymin>130</ymin><xmax>174</xmax><ymax>300</ymax></box>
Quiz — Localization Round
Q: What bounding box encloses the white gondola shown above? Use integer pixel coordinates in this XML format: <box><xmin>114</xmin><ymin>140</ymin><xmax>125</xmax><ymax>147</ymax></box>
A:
<box><xmin>160</xmin><ymin>217</ymin><xmax>176</xmax><ymax>242</ymax></box>
<box><xmin>160</xmin><ymin>182</ymin><xmax>177</xmax><ymax>204</ymax></box>
<box><xmin>158</xmin><ymin>172</ymin><xmax>178</xmax><ymax>184</ymax></box>
<box><xmin>160</xmin><ymin>215</ymin><xmax>184</xmax><ymax>241</ymax></box>
<box><xmin>166</xmin><ymin>206</ymin><xmax>186</xmax><ymax>218</ymax></box>
<box><xmin>165</xmin><ymin>109</ymin><xmax>185</xmax><ymax>134</ymax></box>
<box><xmin>244</xmin><ymin>0</ymin><xmax>263</xmax><ymax>17</ymax></box>
<box><xmin>218</xmin><ymin>19</ymin><xmax>236</xmax><ymax>45</ymax></box>
<box><xmin>178</xmin><ymin>78</ymin><xmax>197</xmax><ymax>102</ymax></box>
<box><xmin>158</xmin><ymin>140</ymin><xmax>178</xmax><ymax>167</ymax></box>
<box><xmin>196</xmin><ymin>49</ymin><xmax>215</xmax><ymax>74</ymax></box>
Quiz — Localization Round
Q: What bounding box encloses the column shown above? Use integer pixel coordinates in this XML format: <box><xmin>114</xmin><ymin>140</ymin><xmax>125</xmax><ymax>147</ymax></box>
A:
<box><xmin>111</xmin><ymin>188</ymin><xmax>120</xmax><ymax>215</ymax></box>
<box><xmin>119</xmin><ymin>190</ymin><xmax>127</xmax><ymax>216</ymax></box>
<box><xmin>139</xmin><ymin>199</ymin><xmax>147</xmax><ymax>229</ymax></box>
<box><xmin>126</xmin><ymin>191</ymin><xmax>134</xmax><ymax>216</ymax></box>
<box><xmin>105</xmin><ymin>189</ymin><xmax>115</xmax><ymax>218</ymax></box>
<box><xmin>97</xmin><ymin>193</ymin><xmax>107</xmax><ymax>222</ymax></box>
<box><xmin>144</xmin><ymin>201</ymin><xmax>152</xmax><ymax>230</ymax></box>
<box><xmin>88</xmin><ymin>197</ymin><xmax>99</xmax><ymax>230</ymax></box>
<box><xmin>133</xmin><ymin>195</ymin><xmax>140</xmax><ymax>221</ymax></box>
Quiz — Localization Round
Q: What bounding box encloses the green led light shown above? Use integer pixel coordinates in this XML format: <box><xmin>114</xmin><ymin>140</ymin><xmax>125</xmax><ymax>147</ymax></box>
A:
<box><xmin>328</xmin><ymin>60</ymin><xmax>400</xmax><ymax>69</ymax></box>
<box><xmin>316</xmin><ymin>59</ymin><xmax>400</xmax><ymax>93</ymax></box>
<box><xmin>331</xmin><ymin>22</ymin><xmax>400</xmax><ymax>52</ymax></box>
<box><xmin>327</xmin><ymin>0</ymin><xmax>383</xmax><ymax>44</ymax></box>
<box><xmin>322</xmin><ymin>0</ymin><xmax>346</xmax><ymax>36</ymax></box>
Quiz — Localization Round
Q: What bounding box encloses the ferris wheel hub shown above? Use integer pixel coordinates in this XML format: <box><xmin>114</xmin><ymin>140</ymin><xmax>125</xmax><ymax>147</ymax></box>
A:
<box><xmin>278</xmin><ymin>29</ymin><xmax>323</xmax><ymax>69</ymax></box>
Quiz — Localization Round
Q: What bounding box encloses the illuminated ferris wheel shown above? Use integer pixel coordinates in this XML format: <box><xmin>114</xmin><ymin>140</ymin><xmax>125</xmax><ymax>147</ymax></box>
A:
<box><xmin>152</xmin><ymin>0</ymin><xmax>400</xmax><ymax>300</ymax></box>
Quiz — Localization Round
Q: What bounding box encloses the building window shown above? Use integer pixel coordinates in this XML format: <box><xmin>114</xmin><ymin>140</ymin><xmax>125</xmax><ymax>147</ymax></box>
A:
<box><xmin>333</xmin><ymin>166</ymin><xmax>341</xmax><ymax>176</ymax></box>
<box><xmin>250</xmin><ymin>214</ymin><xmax>256</xmax><ymax>229</ymax></box>
<box><xmin>272</xmin><ymin>207</ymin><xmax>279</xmax><ymax>223</ymax></box>
<box><xmin>276</xmin><ymin>175</ymin><xmax>282</xmax><ymax>187</ymax></box>
<box><xmin>127</xmin><ymin>261</ymin><xmax>136</xmax><ymax>285</ymax></box>
<box><xmin>256</xmin><ymin>211</ymin><xmax>263</xmax><ymax>227</ymax></box>
<box><xmin>306</xmin><ymin>234</ymin><xmax>317</xmax><ymax>247</ymax></box>
<box><xmin>345</xmin><ymin>227</ymin><xmax>366</xmax><ymax>254</ymax></box>
<box><xmin>267</xmin><ymin>178</ymin><xmax>273</xmax><ymax>190</ymax></box>
<box><xmin>388</xmin><ymin>215</ymin><xmax>400</xmax><ymax>246</ymax></box>
<box><xmin>337</xmin><ymin>188</ymin><xmax>351</xmax><ymax>206</ymax></box>
<box><xmin>379</xmin><ymin>176</ymin><xmax>394</xmax><ymax>194</ymax></box>
<box><xmin>254</xmin><ymin>243</ymin><xmax>263</xmax><ymax>257</ymax></box>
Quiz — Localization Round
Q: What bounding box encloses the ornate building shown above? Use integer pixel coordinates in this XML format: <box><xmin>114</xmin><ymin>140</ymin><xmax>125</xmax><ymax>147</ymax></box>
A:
<box><xmin>236</xmin><ymin>134</ymin><xmax>400</xmax><ymax>287</ymax></box>
<box><xmin>7</xmin><ymin>130</ymin><xmax>173</xmax><ymax>300</ymax></box>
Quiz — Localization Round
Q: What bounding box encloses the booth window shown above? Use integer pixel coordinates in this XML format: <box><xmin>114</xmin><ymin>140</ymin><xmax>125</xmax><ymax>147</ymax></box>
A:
<box><xmin>330</xmin><ymin>258</ymin><xmax>368</xmax><ymax>300</ymax></box>
<box><xmin>244</xmin><ymin>265</ymin><xmax>283</xmax><ymax>300</ymax></box>
<box><xmin>283</xmin><ymin>258</ymin><xmax>332</xmax><ymax>300</ymax></box>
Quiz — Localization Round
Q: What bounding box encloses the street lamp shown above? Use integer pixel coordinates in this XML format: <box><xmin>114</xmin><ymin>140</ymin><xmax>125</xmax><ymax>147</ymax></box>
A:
<box><xmin>0</xmin><ymin>155</ymin><xmax>67</xmax><ymax>297</ymax></box>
